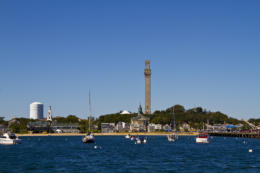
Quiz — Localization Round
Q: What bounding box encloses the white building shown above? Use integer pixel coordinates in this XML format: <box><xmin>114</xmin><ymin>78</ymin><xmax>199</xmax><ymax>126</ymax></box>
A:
<box><xmin>30</xmin><ymin>102</ymin><xmax>44</xmax><ymax>120</ymax></box>
<box><xmin>148</xmin><ymin>123</ymin><xmax>162</xmax><ymax>132</ymax></box>
<box><xmin>115</xmin><ymin>122</ymin><xmax>130</xmax><ymax>132</ymax></box>
<box><xmin>120</xmin><ymin>110</ymin><xmax>131</xmax><ymax>115</ymax></box>
<box><xmin>101</xmin><ymin>123</ymin><xmax>115</xmax><ymax>133</ymax></box>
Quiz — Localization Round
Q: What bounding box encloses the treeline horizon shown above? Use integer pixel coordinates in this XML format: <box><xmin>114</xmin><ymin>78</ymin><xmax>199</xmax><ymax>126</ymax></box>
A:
<box><xmin>1</xmin><ymin>105</ymin><xmax>259</xmax><ymax>133</ymax></box>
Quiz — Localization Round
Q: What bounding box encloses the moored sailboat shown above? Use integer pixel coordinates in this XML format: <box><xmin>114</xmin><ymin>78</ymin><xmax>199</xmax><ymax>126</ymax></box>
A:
<box><xmin>167</xmin><ymin>110</ymin><xmax>178</xmax><ymax>142</ymax></box>
<box><xmin>82</xmin><ymin>132</ymin><xmax>95</xmax><ymax>143</ymax></box>
<box><xmin>167</xmin><ymin>133</ymin><xmax>178</xmax><ymax>142</ymax></box>
<box><xmin>82</xmin><ymin>90</ymin><xmax>95</xmax><ymax>144</ymax></box>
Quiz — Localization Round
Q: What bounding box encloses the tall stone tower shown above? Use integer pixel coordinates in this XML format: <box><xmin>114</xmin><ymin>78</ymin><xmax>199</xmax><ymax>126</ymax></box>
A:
<box><xmin>144</xmin><ymin>60</ymin><xmax>151</xmax><ymax>114</ymax></box>
<box><xmin>47</xmin><ymin>106</ymin><xmax>52</xmax><ymax>121</ymax></box>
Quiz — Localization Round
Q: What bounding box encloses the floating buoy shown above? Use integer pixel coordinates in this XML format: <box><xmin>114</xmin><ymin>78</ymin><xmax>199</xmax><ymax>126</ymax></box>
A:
<box><xmin>94</xmin><ymin>145</ymin><xmax>98</xmax><ymax>149</ymax></box>
<box><xmin>249</xmin><ymin>149</ymin><xmax>253</xmax><ymax>153</ymax></box>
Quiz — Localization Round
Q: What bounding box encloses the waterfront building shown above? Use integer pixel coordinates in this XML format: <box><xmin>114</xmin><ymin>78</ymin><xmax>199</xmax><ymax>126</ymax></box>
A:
<box><xmin>27</xmin><ymin>121</ymin><xmax>49</xmax><ymax>133</ymax></box>
<box><xmin>30</xmin><ymin>102</ymin><xmax>44</xmax><ymax>120</ymax></box>
<box><xmin>144</xmin><ymin>60</ymin><xmax>151</xmax><ymax>114</ymax></box>
<box><xmin>27</xmin><ymin>120</ymin><xmax>80</xmax><ymax>133</ymax></box>
<box><xmin>148</xmin><ymin>125</ymin><xmax>155</xmax><ymax>132</ymax></box>
<box><xmin>148</xmin><ymin>123</ymin><xmax>162</xmax><ymax>132</ymax></box>
<box><xmin>55</xmin><ymin>129</ymin><xmax>62</xmax><ymax>133</ymax></box>
<box><xmin>180</xmin><ymin>123</ymin><xmax>190</xmax><ymax>131</ymax></box>
<box><xmin>206</xmin><ymin>124</ymin><xmax>223</xmax><ymax>132</ymax></box>
<box><xmin>115</xmin><ymin>122</ymin><xmax>130</xmax><ymax>132</ymax></box>
<box><xmin>101</xmin><ymin>123</ymin><xmax>115</xmax><ymax>133</ymax></box>
<box><xmin>163</xmin><ymin>124</ymin><xmax>172</xmax><ymax>132</ymax></box>
<box><xmin>50</xmin><ymin>121</ymin><xmax>79</xmax><ymax>133</ymax></box>
<box><xmin>130</xmin><ymin>115</ymin><xmax>150</xmax><ymax>132</ymax></box>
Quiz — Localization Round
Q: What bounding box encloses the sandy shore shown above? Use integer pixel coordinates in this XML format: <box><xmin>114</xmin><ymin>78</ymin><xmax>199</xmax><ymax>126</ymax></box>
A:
<box><xmin>17</xmin><ymin>132</ymin><xmax>198</xmax><ymax>136</ymax></box>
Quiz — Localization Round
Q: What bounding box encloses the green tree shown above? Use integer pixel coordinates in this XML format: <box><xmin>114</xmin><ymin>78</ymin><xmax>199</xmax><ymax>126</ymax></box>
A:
<box><xmin>9</xmin><ymin>123</ymin><xmax>20</xmax><ymax>133</ymax></box>
<box><xmin>0</xmin><ymin>117</ymin><xmax>8</xmax><ymax>125</ymax></box>
<box><xmin>66</xmin><ymin>115</ymin><xmax>79</xmax><ymax>123</ymax></box>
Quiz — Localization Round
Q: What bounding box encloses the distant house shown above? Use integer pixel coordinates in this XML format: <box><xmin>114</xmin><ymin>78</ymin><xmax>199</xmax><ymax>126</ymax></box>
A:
<box><xmin>130</xmin><ymin>115</ymin><xmax>150</xmax><ymax>132</ymax></box>
<box><xmin>55</xmin><ymin>129</ymin><xmax>62</xmax><ymax>133</ymax></box>
<box><xmin>179</xmin><ymin>123</ymin><xmax>190</xmax><ymax>132</ymax></box>
<box><xmin>120</xmin><ymin>110</ymin><xmax>131</xmax><ymax>115</ymax></box>
<box><xmin>92</xmin><ymin>125</ymin><xmax>99</xmax><ymax>131</ymax></box>
<box><xmin>27</xmin><ymin>120</ymin><xmax>80</xmax><ymax>133</ymax></box>
<box><xmin>101</xmin><ymin>123</ymin><xmax>115</xmax><ymax>133</ymax></box>
<box><xmin>51</xmin><ymin>121</ymin><xmax>79</xmax><ymax>133</ymax></box>
<box><xmin>115</xmin><ymin>122</ymin><xmax>130</xmax><ymax>132</ymax></box>
<box><xmin>206</xmin><ymin>124</ymin><xmax>226</xmax><ymax>132</ymax></box>
<box><xmin>163</xmin><ymin>124</ymin><xmax>172</xmax><ymax>132</ymax></box>
<box><xmin>148</xmin><ymin>124</ymin><xmax>162</xmax><ymax>132</ymax></box>
<box><xmin>27</xmin><ymin>121</ymin><xmax>49</xmax><ymax>133</ymax></box>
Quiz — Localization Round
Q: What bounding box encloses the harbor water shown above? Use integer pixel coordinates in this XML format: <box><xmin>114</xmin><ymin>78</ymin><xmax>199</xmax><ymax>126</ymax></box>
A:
<box><xmin>0</xmin><ymin>136</ymin><xmax>260</xmax><ymax>172</ymax></box>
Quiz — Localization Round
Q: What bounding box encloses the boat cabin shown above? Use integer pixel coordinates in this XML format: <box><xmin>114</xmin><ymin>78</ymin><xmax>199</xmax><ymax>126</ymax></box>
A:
<box><xmin>198</xmin><ymin>133</ymin><xmax>208</xmax><ymax>138</ymax></box>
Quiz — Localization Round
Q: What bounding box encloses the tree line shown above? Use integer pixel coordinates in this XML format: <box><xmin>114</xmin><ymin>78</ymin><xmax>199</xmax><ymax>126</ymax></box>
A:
<box><xmin>1</xmin><ymin>105</ymin><xmax>258</xmax><ymax>133</ymax></box>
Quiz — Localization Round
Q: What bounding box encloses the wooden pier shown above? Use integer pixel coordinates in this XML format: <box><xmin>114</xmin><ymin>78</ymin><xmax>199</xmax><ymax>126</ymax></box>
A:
<box><xmin>209</xmin><ymin>132</ymin><xmax>260</xmax><ymax>139</ymax></box>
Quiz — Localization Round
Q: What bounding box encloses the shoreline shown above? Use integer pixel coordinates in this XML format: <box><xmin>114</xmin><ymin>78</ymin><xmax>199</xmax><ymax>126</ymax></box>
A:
<box><xmin>16</xmin><ymin>132</ymin><xmax>199</xmax><ymax>136</ymax></box>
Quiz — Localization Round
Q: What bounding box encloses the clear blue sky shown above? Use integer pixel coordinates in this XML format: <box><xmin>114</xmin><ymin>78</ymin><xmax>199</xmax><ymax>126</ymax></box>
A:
<box><xmin>0</xmin><ymin>0</ymin><xmax>259</xmax><ymax>120</ymax></box>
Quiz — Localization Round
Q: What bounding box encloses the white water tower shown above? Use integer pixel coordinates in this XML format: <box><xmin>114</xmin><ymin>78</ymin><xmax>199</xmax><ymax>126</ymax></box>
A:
<box><xmin>30</xmin><ymin>102</ymin><xmax>44</xmax><ymax>120</ymax></box>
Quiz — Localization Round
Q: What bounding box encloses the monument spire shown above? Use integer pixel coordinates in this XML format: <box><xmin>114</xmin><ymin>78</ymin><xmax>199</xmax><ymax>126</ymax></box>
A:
<box><xmin>47</xmin><ymin>106</ymin><xmax>52</xmax><ymax>121</ymax></box>
<box><xmin>144</xmin><ymin>60</ymin><xmax>151</xmax><ymax>114</ymax></box>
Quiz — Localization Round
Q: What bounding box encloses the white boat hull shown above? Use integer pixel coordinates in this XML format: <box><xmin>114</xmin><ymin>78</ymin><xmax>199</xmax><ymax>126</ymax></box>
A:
<box><xmin>125</xmin><ymin>135</ymin><xmax>130</xmax><ymax>139</ymax></box>
<box><xmin>82</xmin><ymin>135</ymin><xmax>95</xmax><ymax>143</ymax></box>
<box><xmin>196</xmin><ymin>137</ymin><xmax>209</xmax><ymax>143</ymax></box>
<box><xmin>168</xmin><ymin>138</ymin><xmax>176</xmax><ymax>142</ymax></box>
<box><xmin>167</xmin><ymin>134</ymin><xmax>178</xmax><ymax>142</ymax></box>
<box><xmin>0</xmin><ymin>139</ymin><xmax>21</xmax><ymax>145</ymax></box>
<box><xmin>135</xmin><ymin>138</ymin><xmax>146</xmax><ymax>144</ymax></box>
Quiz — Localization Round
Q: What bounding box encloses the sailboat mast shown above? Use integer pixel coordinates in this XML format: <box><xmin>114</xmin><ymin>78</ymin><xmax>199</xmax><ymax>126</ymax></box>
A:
<box><xmin>88</xmin><ymin>89</ymin><xmax>92</xmax><ymax>133</ymax></box>
<box><xmin>173</xmin><ymin>113</ymin><xmax>176</xmax><ymax>132</ymax></box>
<box><xmin>173</xmin><ymin>107</ymin><xmax>176</xmax><ymax>132</ymax></box>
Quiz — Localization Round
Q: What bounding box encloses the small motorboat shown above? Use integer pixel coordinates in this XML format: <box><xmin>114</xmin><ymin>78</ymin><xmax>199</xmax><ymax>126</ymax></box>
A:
<box><xmin>82</xmin><ymin>132</ymin><xmax>95</xmax><ymax>143</ymax></box>
<box><xmin>131</xmin><ymin>135</ymin><xmax>136</xmax><ymax>141</ymax></box>
<box><xmin>196</xmin><ymin>133</ymin><xmax>209</xmax><ymax>143</ymax></box>
<box><xmin>167</xmin><ymin>133</ymin><xmax>178</xmax><ymax>142</ymax></box>
<box><xmin>125</xmin><ymin>134</ymin><xmax>131</xmax><ymax>139</ymax></box>
<box><xmin>136</xmin><ymin>136</ymin><xmax>147</xmax><ymax>144</ymax></box>
<box><xmin>0</xmin><ymin>132</ymin><xmax>21</xmax><ymax>145</ymax></box>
